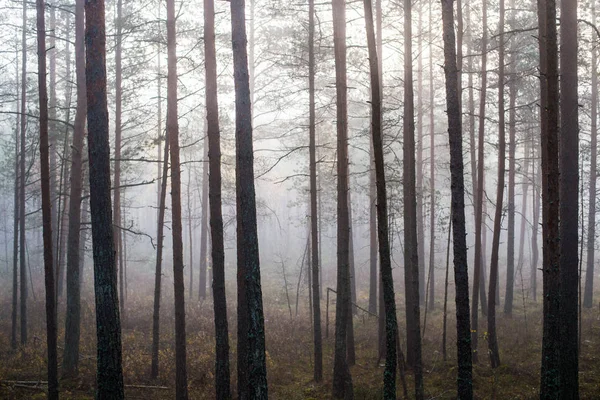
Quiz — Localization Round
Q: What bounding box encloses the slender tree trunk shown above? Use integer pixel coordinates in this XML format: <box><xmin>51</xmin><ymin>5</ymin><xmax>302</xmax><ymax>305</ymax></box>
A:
<box><xmin>166</xmin><ymin>0</ymin><xmax>189</xmax><ymax>395</ymax></box>
<box><xmin>504</xmin><ymin>0</ymin><xmax>517</xmax><ymax>316</ymax></box>
<box><xmin>427</xmin><ymin>0</ymin><xmax>436</xmax><ymax>311</ymax></box>
<box><xmin>203</xmin><ymin>0</ymin><xmax>231</xmax><ymax>395</ymax></box>
<box><xmin>150</xmin><ymin>118</ymin><xmax>169</xmax><ymax>380</ymax></box>
<box><xmin>486</xmin><ymin>0</ymin><xmax>505</xmax><ymax>368</ymax></box>
<box><xmin>308</xmin><ymin>0</ymin><xmax>323</xmax><ymax>382</ymax></box>
<box><xmin>441</xmin><ymin>0</ymin><xmax>473</xmax><ymax>396</ymax></box>
<box><xmin>538</xmin><ymin>0</ymin><xmax>560</xmax><ymax>394</ymax></box>
<box><xmin>442</xmin><ymin>209</ymin><xmax>451</xmax><ymax>361</ymax></box>
<box><xmin>346</xmin><ymin>188</ymin><xmax>356</xmax><ymax>364</ymax></box>
<box><xmin>403</xmin><ymin>1</ymin><xmax>424</xmax><ymax>397</ymax></box>
<box><xmin>199</xmin><ymin>136</ymin><xmax>209</xmax><ymax>299</ymax></box>
<box><xmin>85</xmin><ymin>0</ymin><xmax>125</xmax><ymax>395</ymax></box>
<box><xmin>531</xmin><ymin>141</ymin><xmax>540</xmax><ymax>302</ymax></box>
<box><xmin>364</xmin><ymin>0</ymin><xmax>398</xmax><ymax>397</ymax></box>
<box><xmin>49</xmin><ymin>6</ymin><xmax>58</xmax><ymax>264</ymax></box>
<box><xmin>187</xmin><ymin>168</ymin><xmax>194</xmax><ymax>300</ymax></box>
<box><xmin>12</xmin><ymin>49</ymin><xmax>20</xmax><ymax>351</ymax></box>
<box><xmin>584</xmin><ymin>5</ymin><xmax>597</xmax><ymax>309</ymax></box>
<box><xmin>19</xmin><ymin>0</ymin><xmax>28</xmax><ymax>346</ymax></box>
<box><xmin>36</xmin><ymin>3</ymin><xmax>58</xmax><ymax>397</ymax></box>
<box><xmin>230</xmin><ymin>0</ymin><xmax>268</xmax><ymax>398</ymax></box>
<box><xmin>63</xmin><ymin>0</ymin><xmax>87</xmax><ymax>376</ymax></box>
<box><xmin>471</xmin><ymin>0</ymin><xmax>489</xmax><ymax>363</ymax></box>
<box><xmin>558</xmin><ymin>0</ymin><xmax>579</xmax><ymax>394</ymax></box>
<box><xmin>416</xmin><ymin>5</ymin><xmax>425</xmax><ymax>306</ymax></box>
<box><xmin>331</xmin><ymin>0</ymin><xmax>353</xmax><ymax>397</ymax></box>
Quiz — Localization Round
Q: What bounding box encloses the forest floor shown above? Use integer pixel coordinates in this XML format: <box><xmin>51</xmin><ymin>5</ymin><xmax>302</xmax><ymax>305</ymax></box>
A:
<box><xmin>1</xmin><ymin>276</ymin><xmax>599</xmax><ymax>399</ymax></box>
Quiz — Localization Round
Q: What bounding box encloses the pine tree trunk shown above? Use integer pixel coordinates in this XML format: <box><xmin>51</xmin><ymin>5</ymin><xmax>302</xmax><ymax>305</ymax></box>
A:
<box><xmin>203</xmin><ymin>0</ymin><xmax>231</xmax><ymax>395</ymax></box>
<box><xmin>538</xmin><ymin>0</ymin><xmax>560</xmax><ymax>394</ymax></box>
<box><xmin>308</xmin><ymin>0</ymin><xmax>323</xmax><ymax>382</ymax></box>
<box><xmin>441</xmin><ymin>0</ymin><xmax>474</xmax><ymax>396</ymax></box>
<box><xmin>331</xmin><ymin>0</ymin><xmax>353</xmax><ymax>397</ymax></box>
<box><xmin>558</xmin><ymin>0</ymin><xmax>579</xmax><ymax>393</ymax></box>
<box><xmin>416</xmin><ymin>6</ymin><xmax>425</xmax><ymax>306</ymax></box>
<box><xmin>63</xmin><ymin>0</ymin><xmax>87</xmax><ymax>376</ymax></box>
<box><xmin>19</xmin><ymin>0</ymin><xmax>27</xmax><ymax>346</ymax></box>
<box><xmin>85</xmin><ymin>0</ymin><xmax>125</xmax><ymax>395</ymax></box>
<box><xmin>36</xmin><ymin>3</ymin><xmax>58</xmax><ymax>397</ymax></box>
<box><xmin>230</xmin><ymin>0</ymin><xmax>268</xmax><ymax>397</ymax></box>
<box><xmin>12</xmin><ymin>50</ymin><xmax>20</xmax><ymax>351</ymax></box>
<box><xmin>198</xmin><ymin>136</ymin><xmax>209</xmax><ymax>299</ymax></box>
<box><xmin>166</xmin><ymin>0</ymin><xmax>189</xmax><ymax>394</ymax></box>
<box><xmin>486</xmin><ymin>0</ymin><xmax>505</xmax><ymax>368</ymax></box>
<box><xmin>427</xmin><ymin>0</ymin><xmax>436</xmax><ymax>311</ymax></box>
<box><xmin>403</xmin><ymin>0</ymin><xmax>424</xmax><ymax>397</ymax></box>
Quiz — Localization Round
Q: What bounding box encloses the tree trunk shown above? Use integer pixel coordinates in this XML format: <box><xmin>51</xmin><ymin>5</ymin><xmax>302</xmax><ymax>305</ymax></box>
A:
<box><xmin>538</xmin><ymin>0</ymin><xmax>560</xmax><ymax>394</ymax></box>
<box><xmin>416</xmin><ymin>5</ymin><xmax>425</xmax><ymax>306</ymax></box>
<box><xmin>12</xmin><ymin>48</ymin><xmax>20</xmax><ymax>351</ymax></box>
<box><xmin>486</xmin><ymin>0</ymin><xmax>505</xmax><ymax>368</ymax></box>
<box><xmin>403</xmin><ymin>1</ymin><xmax>424</xmax><ymax>397</ymax></box>
<box><xmin>150</xmin><ymin>113</ymin><xmax>169</xmax><ymax>380</ymax></box>
<box><xmin>63</xmin><ymin>0</ymin><xmax>87</xmax><ymax>377</ymax></box>
<box><xmin>558</xmin><ymin>0</ymin><xmax>579</xmax><ymax>393</ymax></box>
<box><xmin>427</xmin><ymin>0</ymin><xmax>436</xmax><ymax>311</ymax></box>
<box><xmin>230</xmin><ymin>0</ymin><xmax>268</xmax><ymax>398</ymax></box>
<box><xmin>584</xmin><ymin>4</ymin><xmax>597</xmax><ymax>309</ymax></box>
<box><xmin>19</xmin><ymin>0</ymin><xmax>27</xmax><ymax>346</ymax></box>
<box><xmin>531</xmin><ymin>141</ymin><xmax>540</xmax><ymax>302</ymax></box>
<box><xmin>346</xmin><ymin>188</ymin><xmax>356</xmax><ymax>364</ymax></box>
<box><xmin>85</xmin><ymin>0</ymin><xmax>125</xmax><ymax>395</ymax></box>
<box><xmin>331</xmin><ymin>0</ymin><xmax>353</xmax><ymax>397</ymax></box>
<box><xmin>471</xmin><ymin>0</ymin><xmax>488</xmax><ymax>363</ymax></box>
<box><xmin>308</xmin><ymin>0</ymin><xmax>323</xmax><ymax>382</ymax></box>
<box><xmin>199</xmin><ymin>136</ymin><xmax>209</xmax><ymax>299</ymax></box>
<box><xmin>204</xmin><ymin>0</ymin><xmax>231</xmax><ymax>395</ymax></box>
<box><xmin>36</xmin><ymin>3</ymin><xmax>58</xmax><ymax>397</ymax></box>
<box><xmin>504</xmin><ymin>0</ymin><xmax>517</xmax><ymax>316</ymax></box>
<box><xmin>441</xmin><ymin>0</ymin><xmax>474</xmax><ymax>396</ymax></box>
<box><xmin>187</xmin><ymin>168</ymin><xmax>194</xmax><ymax>299</ymax></box>
<box><xmin>166</xmin><ymin>0</ymin><xmax>189</xmax><ymax>395</ymax></box>
<box><xmin>49</xmin><ymin>6</ymin><xmax>58</xmax><ymax>266</ymax></box>
<box><xmin>364</xmin><ymin>0</ymin><xmax>399</xmax><ymax>396</ymax></box>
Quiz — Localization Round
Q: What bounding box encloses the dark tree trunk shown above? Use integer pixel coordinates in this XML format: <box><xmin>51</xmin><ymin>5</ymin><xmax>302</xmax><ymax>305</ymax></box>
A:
<box><xmin>441</xmin><ymin>0</ymin><xmax>474</xmax><ymax>396</ymax></box>
<box><xmin>63</xmin><ymin>0</ymin><xmax>87</xmax><ymax>377</ymax></box>
<box><xmin>584</xmin><ymin>5</ymin><xmax>597</xmax><ymax>309</ymax></box>
<box><xmin>19</xmin><ymin>0</ymin><xmax>27</xmax><ymax>346</ymax></box>
<box><xmin>230</xmin><ymin>0</ymin><xmax>268</xmax><ymax>398</ymax></box>
<box><xmin>403</xmin><ymin>1</ymin><xmax>425</xmax><ymax>397</ymax></box>
<box><xmin>504</xmin><ymin>0</ymin><xmax>517</xmax><ymax>316</ymax></box>
<box><xmin>486</xmin><ymin>0</ymin><xmax>505</xmax><ymax>368</ymax></box>
<box><xmin>11</xmin><ymin>50</ymin><xmax>20</xmax><ymax>351</ymax></box>
<box><xmin>364</xmin><ymin>0</ymin><xmax>398</xmax><ymax>396</ymax></box>
<box><xmin>36</xmin><ymin>2</ymin><xmax>58</xmax><ymax>397</ymax></box>
<box><xmin>346</xmin><ymin>188</ymin><xmax>356</xmax><ymax>364</ymax></box>
<box><xmin>331</xmin><ymin>0</ymin><xmax>353</xmax><ymax>397</ymax></box>
<box><xmin>427</xmin><ymin>0</ymin><xmax>436</xmax><ymax>311</ymax></box>
<box><xmin>85</xmin><ymin>0</ymin><xmax>125</xmax><ymax>395</ymax></box>
<box><xmin>166</xmin><ymin>0</ymin><xmax>189</xmax><ymax>395</ymax></box>
<box><xmin>308</xmin><ymin>0</ymin><xmax>323</xmax><ymax>382</ymax></box>
<box><xmin>150</xmin><ymin>116</ymin><xmax>169</xmax><ymax>380</ymax></box>
<box><xmin>538</xmin><ymin>0</ymin><xmax>560</xmax><ymax>395</ymax></box>
<box><xmin>198</xmin><ymin>137</ymin><xmax>209</xmax><ymax>299</ymax></box>
<box><xmin>471</xmin><ymin>0</ymin><xmax>488</xmax><ymax>363</ymax></box>
<box><xmin>558</xmin><ymin>0</ymin><xmax>579</xmax><ymax>394</ymax></box>
<box><xmin>531</xmin><ymin>142</ymin><xmax>540</xmax><ymax>302</ymax></box>
<box><xmin>442</xmin><ymin>209</ymin><xmax>451</xmax><ymax>361</ymax></box>
<box><xmin>416</xmin><ymin>6</ymin><xmax>425</xmax><ymax>306</ymax></box>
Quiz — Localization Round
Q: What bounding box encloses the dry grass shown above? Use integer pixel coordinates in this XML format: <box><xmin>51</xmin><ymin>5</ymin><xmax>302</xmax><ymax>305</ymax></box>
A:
<box><xmin>1</xmin><ymin>274</ymin><xmax>599</xmax><ymax>399</ymax></box>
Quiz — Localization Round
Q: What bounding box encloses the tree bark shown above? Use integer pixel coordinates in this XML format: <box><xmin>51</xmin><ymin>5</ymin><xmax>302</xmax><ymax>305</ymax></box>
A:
<box><xmin>36</xmin><ymin>2</ymin><xmax>58</xmax><ymax>397</ymax></box>
<box><xmin>331</xmin><ymin>0</ymin><xmax>353</xmax><ymax>397</ymax></box>
<box><xmin>486</xmin><ymin>0</ymin><xmax>505</xmax><ymax>368</ymax></box>
<box><xmin>63</xmin><ymin>0</ymin><xmax>87</xmax><ymax>377</ymax></box>
<box><xmin>441</xmin><ymin>0</ymin><xmax>474</xmax><ymax>396</ymax></box>
<box><xmin>203</xmin><ymin>0</ymin><xmax>231</xmax><ymax>396</ymax></box>
<box><xmin>166</xmin><ymin>0</ymin><xmax>189</xmax><ymax>395</ymax></box>
<box><xmin>403</xmin><ymin>3</ymin><xmax>425</xmax><ymax>399</ymax></box>
<box><xmin>308</xmin><ymin>0</ymin><xmax>323</xmax><ymax>382</ymax></box>
<box><xmin>85</xmin><ymin>0</ymin><xmax>125</xmax><ymax>395</ymax></box>
<box><xmin>558</xmin><ymin>0</ymin><xmax>579</xmax><ymax>394</ymax></box>
<box><xmin>364</xmin><ymin>0</ymin><xmax>399</xmax><ymax>396</ymax></box>
<box><xmin>538</xmin><ymin>0</ymin><xmax>560</xmax><ymax>395</ymax></box>
<box><xmin>198</xmin><ymin>136</ymin><xmax>209</xmax><ymax>299</ymax></box>
<box><xmin>12</xmin><ymin>48</ymin><xmax>20</xmax><ymax>351</ymax></box>
<box><xmin>416</xmin><ymin>5</ymin><xmax>425</xmax><ymax>306</ymax></box>
<box><xmin>19</xmin><ymin>0</ymin><xmax>28</xmax><ymax>346</ymax></box>
<box><xmin>230</xmin><ymin>0</ymin><xmax>268</xmax><ymax>398</ymax></box>
<box><xmin>427</xmin><ymin>0</ymin><xmax>436</xmax><ymax>311</ymax></box>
